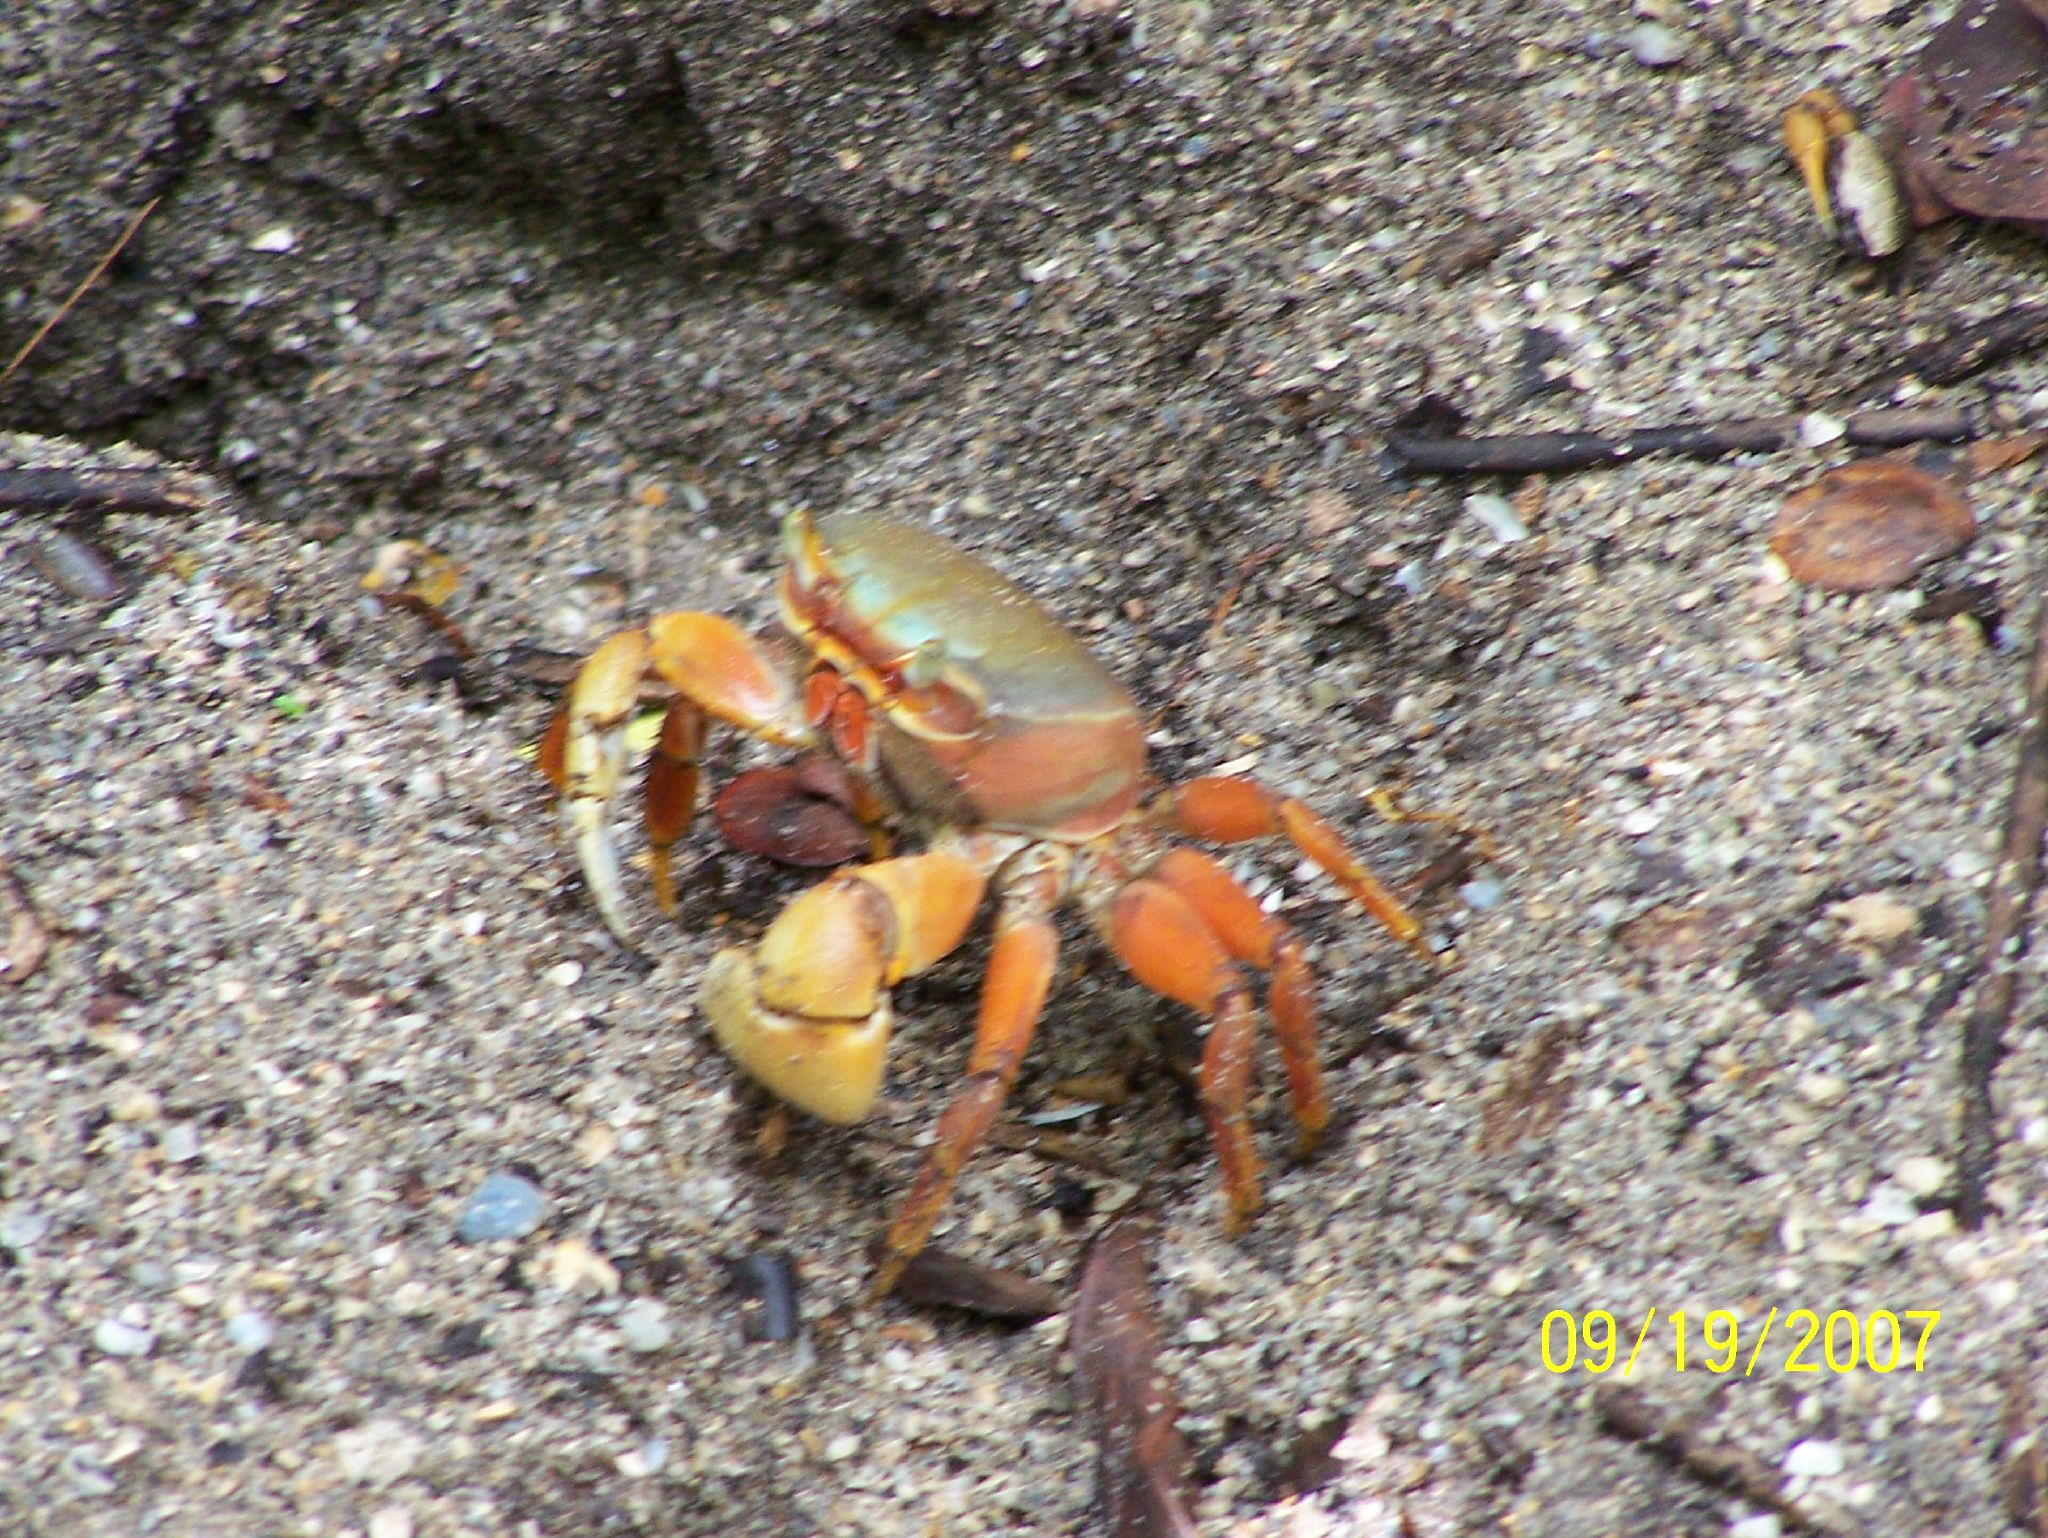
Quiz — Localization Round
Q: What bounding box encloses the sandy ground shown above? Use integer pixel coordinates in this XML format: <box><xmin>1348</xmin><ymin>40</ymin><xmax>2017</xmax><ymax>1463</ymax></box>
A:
<box><xmin>6</xmin><ymin>3</ymin><xmax>2048</xmax><ymax>1535</ymax></box>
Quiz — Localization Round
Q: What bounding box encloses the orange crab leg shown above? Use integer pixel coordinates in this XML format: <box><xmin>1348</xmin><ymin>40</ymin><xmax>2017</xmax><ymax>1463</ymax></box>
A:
<box><xmin>1157</xmin><ymin>776</ymin><xmax>1428</xmax><ymax>959</ymax></box>
<box><xmin>873</xmin><ymin>849</ymin><xmax>1066</xmax><ymax>1299</ymax></box>
<box><xmin>1152</xmin><ymin>847</ymin><xmax>1329</xmax><ymax>1153</ymax></box>
<box><xmin>644</xmin><ymin>697</ymin><xmax>707</xmax><ymax>913</ymax></box>
<box><xmin>1107</xmin><ymin>877</ymin><xmax>1264</xmax><ymax>1233</ymax></box>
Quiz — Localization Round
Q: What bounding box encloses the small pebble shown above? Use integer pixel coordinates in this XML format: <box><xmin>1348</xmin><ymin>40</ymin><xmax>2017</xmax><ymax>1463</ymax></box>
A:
<box><xmin>544</xmin><ymin>960</ymin><xmax>584</xmax><ymax>988</ymax></box>
<box><xmin>368</xmin><ymin>1508</ymin><xmax>415</xmax><ymax>1538</ymax></box>
<box><xmin>1459</xmin><ymin>873</ymin><xmax>1507</xmax><ymax>911</ymax></box>
<box><xmin>618</xmin><ymin>1298</ymin><xmax>674</xmax><ymax>1354</ymax></box>
<box><xmin>61</xmin><ymin>1447</ymin><xmax>117</xmax><ymax>1498</ymax></box>
<box><xmin>333</xmin><ymin>1420</ymin><xmax>424</xmax><ymax>1486</ymax></box>
<box><xmin>1184</xmin><ymin>1316</ymin><xmax>1220</xmax><ymax>1344</ymax></box>
<box><xmin>1892</xmin><ymin>1155</ymin><xmax>1949</xmax><ymax>1197</ymax></box>
<box><xmin>1626</xmin><ymin>21</ymin><xmax>1687</xmax><ymax>66</ymax></box>
<box><xmin>1795</xmin><ymin>1073</ymin><xmax>1848</xmax><ymax>1107</ymax></box>
<box><xmin>1619</xmin><ymin>809</ymin><xmax>1660</xmax><ymax>836</ymax></box>
<box><xmin>456</xmin><ymin>1171</ymin><xmax>545</xmax><ymax>1242</ymax></box>
<box><xmin>1729</xmin><ymin>1517</ymin><xmax>1782</xmax><ymax>1538</ymax></box>
<box><xmin>1782</xmin><ymin>1438</ymin><xmax>1844</xmax><ymax>1478</ymax></box>
<box><xmin>616</xmin><ymin>1436</ymin><xmax>669</xmax><ymax>1478</ymax></box>
<box><xmin>159</xmin><ymin>1123</ymin><xmax>200</xmax><ymax>1164</ymax></box>
<box><xmin>0</xmin><ymin>1206</ymin><xmax>50</xmax><ymax>1252</ymax></box>
<box><xmin>1860</xmin><ymin>1183</ymin><xmax>1917</xmax><ymax>1227</ymax></box>
<box><xmin>93</xmin><ymin>1318</ymin><xmax>155</xmax><ymax>1358</ymax></box>
<box><xmin>1463</xmin><ymin>492</ymin><xmax>1529</xmax><ymax>544</ymax></box>
<box><xmin>225</xmin><ymin>1311</ymin><xmax>275</xmax><ymax>1353</ymax></box>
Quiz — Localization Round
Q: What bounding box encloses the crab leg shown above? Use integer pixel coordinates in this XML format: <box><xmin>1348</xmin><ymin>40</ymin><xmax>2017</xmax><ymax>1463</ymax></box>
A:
<box><xmin>1155</xmin><ymin>776</ymin><xmax>1429</xmax><ymax>960</ymax></box>
<box><xmin>1106</xmin><ymin>875</ymin><xmax>1266</xmax><ymax>1233</ymax></box>
<box><xmin>1150</xmin><ymin>847</ymin><xmax>1329</xmax><ymax>1153</ymax></box>
<box><xmin>547</xmin><ymin>615</ymin><xmax>814</xmax><ymax>946</ymax></box>
<box><xmin>872</xmin><ymin>846</ymin><xmax>1067</xmax><ymax>1299</ymax></box>
<box><xmin>701</xmin><ymin>845</ymin><xmax>992</xmax><ymax>1128</ymax></box>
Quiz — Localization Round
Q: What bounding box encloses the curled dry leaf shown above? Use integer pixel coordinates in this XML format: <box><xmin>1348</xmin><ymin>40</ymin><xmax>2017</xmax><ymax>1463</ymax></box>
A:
<box><xmin>1476</xmin><ymin>1016</ymin><xmax>1579</xmax><ymax>1156</ymax></box>
<box><xmin>878</xmin><ymin>1242</ymin><xmax>1061</xmax><ymax>1322</ymax></box>
<box><xmin>1769</xmin><ymin>460</ymin><xmax>1973</xmax><ymax>592</ymax></box>
<box><xmin>712</xmin><ymin>757</ymin><xmax>871</xmax><ymax>866</ymax></box>
<box><xmin>361</xmin><ymin>538</ymin><xmax>462</xmax><ymax>607</ymax></box>
<box><xmin>1072</xmin><ymin>1219</ymin><xmax>1199</xmax><ymax>1538</ymax></box>
<box><xmin>0</xmin><ymin>860</ymin><xmax>51</xmax><ymax>986</ymax></box>
<box><xmin>1882</xmin><ymin>0</ymin><xmax>2048</xmax><ymax>240</ymax></box>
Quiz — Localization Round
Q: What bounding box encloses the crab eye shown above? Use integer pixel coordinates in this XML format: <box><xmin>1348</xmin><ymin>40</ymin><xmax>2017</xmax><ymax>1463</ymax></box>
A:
<box><xmin>901</xmin><ymin>638</ymin><xmax>949</xmax><ymax>689</ymax></box>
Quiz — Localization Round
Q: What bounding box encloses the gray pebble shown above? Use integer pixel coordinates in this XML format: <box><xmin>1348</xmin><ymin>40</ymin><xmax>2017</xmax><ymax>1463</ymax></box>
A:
<box><xmin>226</xmin><ymin>1311</ymin><xmax>276</xmax><ymax>1352</ymax></box>
<box><xmin>0</xmin><ymin>1206</ymin><xmax>50</xmax><ymax>1252</ymax></box>
<box><xmin>1459</xmin><ymin>873</ymin><xmax>1508</xmax><ymax>912</ymax></box>
<box><xmin>618</xmin><ymin>1298</ymin><xmax>674</xmax><ymax>1354</ymax></box>
<box><xmin>93</xmin><ymin>1318</ymin><xmax>155</xmax><ymax>1357</ymax></box>
<box><xmin>61</xmin><ymin>1447</ymin><xmax>117</xmax><ymax>1498</ymax></box>
<box><xmin>159</xmin><ymin>1123</ymin><xmax>200</xmax><ymax>1164</ymax></box>
<box><xmin>456</xmin><ymin>1171</ymin><xmax>545</xmax><ymax>1243</ymax></box>
<box><xmin>1626</xmin><ymin>22</ymin><xmax>1686</xmax><ymax>67</ymax></box>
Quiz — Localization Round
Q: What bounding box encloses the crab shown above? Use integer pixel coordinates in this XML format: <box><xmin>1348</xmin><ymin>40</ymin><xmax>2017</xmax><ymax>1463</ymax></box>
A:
<box><xmin>540</xmin><ymin>508</ymin><xmax>1435</xmax><ymax>1296</ymax></box>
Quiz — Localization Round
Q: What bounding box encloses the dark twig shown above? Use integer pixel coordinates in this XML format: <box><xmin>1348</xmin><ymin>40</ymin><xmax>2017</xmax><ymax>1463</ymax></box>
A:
<box><xmin>1955</xmin><ymin>592</ymin><xmax>2048</xmax><ymax>1228</ymax></box>
<box><xmin>1</xmin><ymin>196</ymin><xmax>160</xmax><ymax>387</ymax></box>
<box><xmin>0</xmin><ymin>464</ymin><xmax>215</xmax><ymax>517</ymax></box>
<box><xmin>1899</xmin><ymin>303</ymin><xmax>2048</xmax><ymax>389</ymax></box>
<box><xmin>1386</xmin><ymin>407</ymin><xmax>1974</xmax><ymax>476</ymax></box>
<box><xmin>1594</xmin><ymin>1386</ymin><xmax>1846</xmax><ymax>1535</ymax></box>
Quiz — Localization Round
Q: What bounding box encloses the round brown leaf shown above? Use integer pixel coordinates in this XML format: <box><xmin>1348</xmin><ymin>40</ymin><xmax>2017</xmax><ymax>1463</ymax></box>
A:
<box><xmin>1769</xmin><ymin>460</ymin><xmax>1973</xmax><ymax>592</ymax></box>
<box><xmin>712</xmin><ymin>760</ymin><xmax>870</xmax><ymax>866</ymax></box>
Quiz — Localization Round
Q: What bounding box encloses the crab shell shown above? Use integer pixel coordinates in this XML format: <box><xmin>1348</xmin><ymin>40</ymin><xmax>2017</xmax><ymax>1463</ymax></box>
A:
<box><xmin>777</xmin><ymin>507</ymin><xmax>1149</xmax><ymax>840</ymax></box>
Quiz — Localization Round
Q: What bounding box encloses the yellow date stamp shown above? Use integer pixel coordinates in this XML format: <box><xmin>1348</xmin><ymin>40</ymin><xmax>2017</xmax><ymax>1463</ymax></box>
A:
<box><xmin>1541</xmin><ymin>1307</ymin><xmax>1941</xmax><ymax>1377</ymax></box>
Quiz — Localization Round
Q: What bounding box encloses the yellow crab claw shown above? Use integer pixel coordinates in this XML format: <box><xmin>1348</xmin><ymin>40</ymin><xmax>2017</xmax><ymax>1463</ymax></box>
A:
<box><xmin>702</xmin><ymin>947</ymin><xmax>891</xmax><ymax>1124</ymax></box>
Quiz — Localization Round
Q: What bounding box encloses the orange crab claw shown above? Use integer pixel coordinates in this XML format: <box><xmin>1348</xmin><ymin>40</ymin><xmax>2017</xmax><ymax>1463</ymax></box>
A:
<box><xmin>703</xmin><ymin>849</ymin><xmax>990</xmax><ymax>1123</ymax></box>
<box><xmin>551</xmin><ymin>614</ymin><xmax>814</xmax><ymax>945</ymax></box>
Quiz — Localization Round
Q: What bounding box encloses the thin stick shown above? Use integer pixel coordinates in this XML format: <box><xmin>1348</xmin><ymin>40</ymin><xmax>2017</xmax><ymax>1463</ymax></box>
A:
<box><xmin>1955</xmin><ymin>592</ymin><xmax>2048</xmax><ymax>1228</ymax></box>
<box><xmin>0</xmin><ymin>464</ymin><xmax>213</xmax><ymax>517</ymax></box>
<box><xmin>0</xmin><ymin>197</ymin><xmax>161</xmax><ymax>388</ymax></box>
<box><xmin>1386</xmin><ymin>406</ymin><xmax>1973</xmax><ymax>475</ymax></box>
<box><xmin>1594</xmin><ymin>1386</ymin><xmax>1845</xmax><ymax>1535</ymax></box>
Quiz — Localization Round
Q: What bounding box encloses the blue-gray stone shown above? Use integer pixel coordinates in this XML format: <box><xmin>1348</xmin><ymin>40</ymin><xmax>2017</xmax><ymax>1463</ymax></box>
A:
<box><xmin>457</xmin><ymin>1171</ymin><xmax>545</xmax><ymax>1243</ymax></box>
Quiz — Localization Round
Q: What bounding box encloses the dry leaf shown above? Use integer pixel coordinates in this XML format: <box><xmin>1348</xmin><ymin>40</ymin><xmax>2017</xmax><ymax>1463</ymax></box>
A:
<box><xmin>712</xmin><ymin>758</ymin><xmax>870</xmax><ymax>867</ymax></box>
<box><xmin>1770</xmin><ymin>460</ymin><xmax>1973</xmax><ymax>592</ymax></box>
<box><xmin>1883</xmin><ymin>0</ymin><xmax>2048</xmax><ymax>240</ymax></box>
<box><xmin>1072</xmin><ymin>1220</ymin><xmax>1199</xmax><ymax>1538</ymax></box>
<box><xmin>1828</xmin><ymin>893</ymin><xmax>1919</xmax><ymax>946</ymax></box>
<box><xmin>1614</xmin><ymin>903</ymin><xmax>1734</xmax><ymax>968</ymax></box>
<box><xmin>1476</xmin><ymin>1017</ymin><xmax>1579</xmax><ymax>1155</ymax></box>
<box><xmin>1969</xmin><ymin>432</ymin><xmax>2048</xmax><ymax>478</ymax></box>
<box><xmin>0</xmin><ymin>860</ymin><xmax>51</xmax><ymax>986</ymax></box>
<box><xmin>882</xmin><ymin>1243</ymin><xmax>1061</xmax><ymax>1322</ymax></box>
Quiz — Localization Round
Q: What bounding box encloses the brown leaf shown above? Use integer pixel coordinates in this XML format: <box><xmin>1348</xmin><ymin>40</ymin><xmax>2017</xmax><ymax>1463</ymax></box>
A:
<box><xmin>1770</xmin><ymin>460</ymin><xmax>1973</xmax><ymax>592</ymax></box>
<box><xmin>1614</xmin><ymin>903</ymin><xmax>1736</xmax><ymax>967</ymax></box>
<box><xmin>2000</xmin><ymin>1365</ymin><xmax>2048</xmax><ymax>1534</ymax></box>
<box><xmin>1883</xmin><ymin>0</ymin><xmax>2048</xmax><ymax>239</ymax></box>
<box><xmin>0</xmin><ymin>860</ymin><xmax>50</xmax><ymax>986</ymax></box>
<box><xmin>881</xmin><ymin>1243</ymin><xmax>1061</xmax><ymax>1322</ymax></box>
<box><xmin>712</xmin><ymin>758</ymin><xmax>870</xmax><ymax>866</ymax></box>
<box><xmin>1072</xmin><ymin>1220</ymin><xmax>1199</xmax><ymax>1538</ymax></box>
<box><xmin>1476</xmin><ymin>1017</ymin><xmax>1579</xmax><ymax>1155</ymax></box>
<box><xmin>1969</xmin><ymin>431</ymin><xmax>2048</xmax><ymax>479</ymax></box>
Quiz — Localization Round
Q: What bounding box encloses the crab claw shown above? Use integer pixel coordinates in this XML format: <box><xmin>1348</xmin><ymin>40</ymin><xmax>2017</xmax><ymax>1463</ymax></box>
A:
<box><xmin>702</xmin><ymin>945</ymin><xmax>892</xmax><ymax>1124</ymax></box>
<box><xmin>700</xmin><ymin>852</ymin><xmax>989</xmax><ymax>1124</ymax></box>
